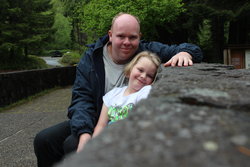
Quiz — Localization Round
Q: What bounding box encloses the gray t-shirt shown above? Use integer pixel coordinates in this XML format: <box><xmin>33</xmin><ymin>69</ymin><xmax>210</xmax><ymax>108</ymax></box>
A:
<box><xmin>103</xmin><ymin>43</ymin><xmax>128</xmax><ymax>93</ymax></box>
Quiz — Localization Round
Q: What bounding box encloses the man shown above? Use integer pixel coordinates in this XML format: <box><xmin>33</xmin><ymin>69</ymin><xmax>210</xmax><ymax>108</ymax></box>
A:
<box><xmin>34</xmin><ymin>13</ymin><xmax>203</xmax><ymax>167</ymax></box>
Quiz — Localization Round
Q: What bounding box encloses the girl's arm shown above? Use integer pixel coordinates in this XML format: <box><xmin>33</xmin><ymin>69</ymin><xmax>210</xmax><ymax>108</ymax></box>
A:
<box><xmin>92</xmin><ymin>104</ymin><xmax>109</xmax><ymax>138</ymax></box>
<box><xmin>76</xmin><ymin>104</ymin><xmax>108</xmax><ymax>152</ymax></box>
<box><xmin>77</xmin><ymin>133</ymin><xmax>91</xmax><ymax>153</ymax></box>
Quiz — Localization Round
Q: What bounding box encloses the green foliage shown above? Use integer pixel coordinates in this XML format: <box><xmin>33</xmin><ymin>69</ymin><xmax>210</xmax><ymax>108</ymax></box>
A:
<box><xmin>197</xmin><ymin>20</ymin><xmax>213</xmax><ymax>62</ymax></box>
<box><xmin>50</xmin><ymin>0</ymin><xmax>72</xmax><ymax>49</ymax></box>
<box><xmin>0</xmin><ymin>0</ymin><xmax>54</xmax><ymax>68</ymax></box>
<box><xmin>182</xmin><ymin>0</ymin><xmax>250</xmax><ymax>63</ymax></box>
<box><xmin>51</xmin><ymin>13</ymin><xmax>72</xmax><ymax>49</ymax></box>
<box><xmin>60</xmin><ymin>51</ymin><xmax>82</xmax><ymax>65</ymax></box>
<box><xmin>80</xmin><ymin>0</ymin><xmax>184</xmax><ymax>43</ymax></box>
<box><xmin>0</xmin><ymin>55</ymin><xmax>48</xmax><ymax>71</ymax></box>
<box><xmin>25</xmin><ymin>55</ymin><xmax>48</xmax><ymax>69</ymax></box>
<box><xmin>197</xmin><ymin>20</ymin><xmax>212</xmax><ymax>48</ymax></box>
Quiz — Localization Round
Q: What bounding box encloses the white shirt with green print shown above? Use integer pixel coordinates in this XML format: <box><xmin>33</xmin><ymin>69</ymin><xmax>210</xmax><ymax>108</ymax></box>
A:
<box><xmin>103</xmin><ymin>85</ymin><xmax>152</xmax><ymax>123</ymax></box>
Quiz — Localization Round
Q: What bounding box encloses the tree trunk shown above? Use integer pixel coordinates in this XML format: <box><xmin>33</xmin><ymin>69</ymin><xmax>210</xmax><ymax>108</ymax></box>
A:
<box><xmin>24</xmin><ymin>46</ymin><xmax>28</xmax><ymax>57</ymax></box>
<box><xmin>228</xmin><ymin>15</ymin><xmax>250</xmax><ymax>44</ymax></box>
<box><xmin>210</xmin><ymin>16</ymin><xmax>225</xmax><ymax>63</ymax></box>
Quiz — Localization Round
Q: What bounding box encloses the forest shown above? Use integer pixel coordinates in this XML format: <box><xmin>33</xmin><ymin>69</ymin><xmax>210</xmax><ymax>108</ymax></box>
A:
<box><xmin>0</xmin><ymin>0</ymin><xmax>249</xmax><ymax>70</ymax></box>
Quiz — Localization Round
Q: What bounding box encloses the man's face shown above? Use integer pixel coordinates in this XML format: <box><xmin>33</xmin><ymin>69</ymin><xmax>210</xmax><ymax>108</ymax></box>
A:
<box><xmin>108</xmin><ymin>14</ymin><xmax>141</xmax><ymax>64</ymax></box>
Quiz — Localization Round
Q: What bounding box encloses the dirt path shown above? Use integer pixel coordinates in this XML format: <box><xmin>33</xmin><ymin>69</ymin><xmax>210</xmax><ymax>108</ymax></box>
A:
<box><xmin>0</xmin><ymin>87</ymin><xmax>72</xmax><ymax>167</ymax></box>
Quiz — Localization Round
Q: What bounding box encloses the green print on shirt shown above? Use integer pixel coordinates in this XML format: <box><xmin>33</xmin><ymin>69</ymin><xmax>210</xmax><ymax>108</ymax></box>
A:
<box><xmin>108</xmin><ymin>103</ymin><xmax>134</xmax><ymax>123</ymax></box>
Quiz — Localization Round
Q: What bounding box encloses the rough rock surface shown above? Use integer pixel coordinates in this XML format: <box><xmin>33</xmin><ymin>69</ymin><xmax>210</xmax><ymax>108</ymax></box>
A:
<box><xmin>57</xmin><ymin>63</ymin><xmax>250</xmax><ymax>167</ymax></box>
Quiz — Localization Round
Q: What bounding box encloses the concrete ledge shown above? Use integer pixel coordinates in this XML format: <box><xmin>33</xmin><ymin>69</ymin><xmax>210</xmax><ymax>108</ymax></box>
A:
<box><xmin>58</xmin><ymin>63</ymin><xmax>250</xmax><ymax>167</ymax></box>
<box><xmin>0</xmin><ymin>66</ymin><xmax>76</xmax><ymax>107</ymax></box>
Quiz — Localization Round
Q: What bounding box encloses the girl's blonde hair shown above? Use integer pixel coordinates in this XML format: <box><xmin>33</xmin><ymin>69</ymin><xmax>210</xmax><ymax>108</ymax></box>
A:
<box><xmin>124</xmin><ymin>51</ymin><xmax>161</xmax><ymax>82</ymax></box>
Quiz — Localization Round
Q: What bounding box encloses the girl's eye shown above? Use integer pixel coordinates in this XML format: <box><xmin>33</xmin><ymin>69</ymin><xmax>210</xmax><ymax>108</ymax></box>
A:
<box><xmin>137</xmin><ymin>68</ymin><xmax>143</xmax><ymax>72</ymax></box>
<box><xmin>147</xmin><ymin>75</ymin><xmax>154</xmax><ymax>79</ymax></box>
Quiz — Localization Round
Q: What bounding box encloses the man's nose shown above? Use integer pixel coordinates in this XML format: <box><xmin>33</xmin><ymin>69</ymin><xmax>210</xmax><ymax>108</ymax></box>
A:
<box><xmin>123</xmin><ymin>37</ymin><xmax>131</xmax><ymax>44</ymax></box>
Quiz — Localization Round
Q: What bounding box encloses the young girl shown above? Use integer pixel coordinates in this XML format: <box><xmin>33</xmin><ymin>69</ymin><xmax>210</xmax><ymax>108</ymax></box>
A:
<box><xmin>77</xmin><ymin>51</ymin><xmax>161</xmax><ymax>151</ymax></box>
<box><xmin>92</xmin><ymin>51</ymin><xmax>161</xmax><ymax>138</ymax></box>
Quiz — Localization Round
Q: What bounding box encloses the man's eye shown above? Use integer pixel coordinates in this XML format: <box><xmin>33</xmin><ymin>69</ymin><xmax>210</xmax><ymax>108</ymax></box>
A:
<box><xmin>118</xmin><ymin>35</ymin><xmax>124</xmax><ymax>39</ymax></box>
<box><xmin>130</xmin><ymin>36</ymin><xmax>138</xmax><ymax>40</ymax></box>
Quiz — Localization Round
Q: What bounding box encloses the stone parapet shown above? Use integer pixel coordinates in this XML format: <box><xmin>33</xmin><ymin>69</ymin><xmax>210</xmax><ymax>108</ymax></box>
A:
<box><xmin>58</xmin><ymin>63</ymin><xmax>250</xmax><ymax>167</ymax></box>
<box><xmin>0</xmin><ymin>66</ymin><xmax>76</xmax><ymax>107</ymax></box>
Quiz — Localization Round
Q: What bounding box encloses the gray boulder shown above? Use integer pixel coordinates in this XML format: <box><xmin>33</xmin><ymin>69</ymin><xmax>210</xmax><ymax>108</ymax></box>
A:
<box><xmin>57</xmin><ymin>63</ymin><xmax>250</xmax><ymax>167</ymax></box>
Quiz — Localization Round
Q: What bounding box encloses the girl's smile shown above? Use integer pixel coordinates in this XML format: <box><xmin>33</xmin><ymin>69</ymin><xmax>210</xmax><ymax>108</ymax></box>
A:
<box><xmin>127</xmin><ymin>57</ymin><xmax>157</xmax><ymax>93</ymax></box>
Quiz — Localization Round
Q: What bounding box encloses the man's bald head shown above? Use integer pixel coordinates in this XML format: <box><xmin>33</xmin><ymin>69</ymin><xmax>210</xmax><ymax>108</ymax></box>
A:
<box><xmin>111</xmin><ymin>13</ymin><xmax>140</xmax><ymax>32</ymax></box>
<box><xmin>108</xmin><ymin>12</ymin><xmax>141</xmax><ymax>64</ymax></box>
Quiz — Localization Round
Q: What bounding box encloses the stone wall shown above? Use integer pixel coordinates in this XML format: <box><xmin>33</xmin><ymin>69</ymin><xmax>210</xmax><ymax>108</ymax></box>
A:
<box><xmin>58</xmin><ymin>63</ymin><xmax>250</xmax><ymax>167</ymax></box>
<box><xmin>0</xmin><ymin>66</ymin><xmax>76</xmax><ymax>107</ymax></box>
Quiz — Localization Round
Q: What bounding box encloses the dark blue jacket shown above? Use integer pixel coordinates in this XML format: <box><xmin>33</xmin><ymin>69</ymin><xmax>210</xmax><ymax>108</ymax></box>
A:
<box><xmin>68</xmin><ymin>35</ymin><xmax>203</xmax><ymax>137</ymax></box>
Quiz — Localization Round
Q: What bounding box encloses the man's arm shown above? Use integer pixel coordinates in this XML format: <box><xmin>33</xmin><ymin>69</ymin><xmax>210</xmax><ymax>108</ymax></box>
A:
<box><xmin>139</xmin><ymin>41</ymin><xmax>203</xmax><ymax>66</ymax></box>
<box><xmin>68</xmin><ymin>36</ymin><xmax>107</xmax><ymax>153</ymax></box>
<box><xmin>67</xmin><ymin>53</ymin><xmax>98</xmax><ymax>139</ymax></box>
<box><xmin>76</xmin><ymin>99</ymin><xmax>108</xmax><ymax>153</ymax></box>
<box><xmin>164</xmin><ymin>51</ymin><xmax>193</xmax><ymax>67</ymax></box>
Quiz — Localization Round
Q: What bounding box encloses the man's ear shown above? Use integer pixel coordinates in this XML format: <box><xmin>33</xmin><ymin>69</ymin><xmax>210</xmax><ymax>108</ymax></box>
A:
<box><xmin>108</xmin><ymin>30</ymin><xmax>112</xmax><ymax>42</ymax></box>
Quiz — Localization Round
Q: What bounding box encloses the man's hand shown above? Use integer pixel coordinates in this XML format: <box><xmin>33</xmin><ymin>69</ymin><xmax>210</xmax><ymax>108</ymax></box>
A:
<box><xmin>76</xmin><ymin>133</ymin><xmax>92</xmax><ymax>153</ymax></box>
<box><xmin>164</xmin><ymin>52</ymin><xmax>193</xmax><ymax>67</ymax></box>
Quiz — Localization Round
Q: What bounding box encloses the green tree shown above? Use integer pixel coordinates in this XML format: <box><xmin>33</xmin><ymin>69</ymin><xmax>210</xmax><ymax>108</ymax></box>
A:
<box><xmin>228</xmin><ymin>3</ymin><xmax>250</xmax><ymax>44</ymax></box>
<box><xmin>54</xmin><ymin>0</ymin><xmax>88</xmax><ymax>51</ymax></box>
<box><xmin>79</xmin><ymin>0</ymin><xmax>184</xmax><ymax>43</ymax></box>
<box><xmin>51</xmin><ymin>0</ymin><xmax>72</xmax><ymax>49</ymax></box>
<box><xmin>183</xmin><ymin>0</ymin><xmax>250</xmax><ymax>63</ymax></box>
<box><xmin>0</xmin><ymin>0</ymin><xmax>53</xmax><ymax>64</ymax></box>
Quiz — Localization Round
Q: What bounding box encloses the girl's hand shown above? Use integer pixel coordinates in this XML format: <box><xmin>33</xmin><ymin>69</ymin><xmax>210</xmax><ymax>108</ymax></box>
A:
<box><xmin>76</xmin><ymin>133</ymin><xmax>91</xmax><ymax>153</ymax></box>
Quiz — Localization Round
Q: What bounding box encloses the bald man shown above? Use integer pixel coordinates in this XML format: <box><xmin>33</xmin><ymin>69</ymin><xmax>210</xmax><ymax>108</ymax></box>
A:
<box><xmin>34</xmin><ymin>13</ymin><xmax>203</xmax><ymax>167</ymax></box>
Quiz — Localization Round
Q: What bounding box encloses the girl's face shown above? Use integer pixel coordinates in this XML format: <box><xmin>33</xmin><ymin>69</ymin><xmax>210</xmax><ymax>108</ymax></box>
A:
<box><xmin>128</xmin><ymin>57</ymin><xmax>157</xmax><ymax>93</ymax></box>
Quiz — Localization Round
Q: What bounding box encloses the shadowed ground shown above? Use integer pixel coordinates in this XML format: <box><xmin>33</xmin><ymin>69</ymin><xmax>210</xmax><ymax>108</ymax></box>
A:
<box><xmin>0</xmin><ymin>87</ymin><xmax>72</xmax><ymax>167</ymax></box>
